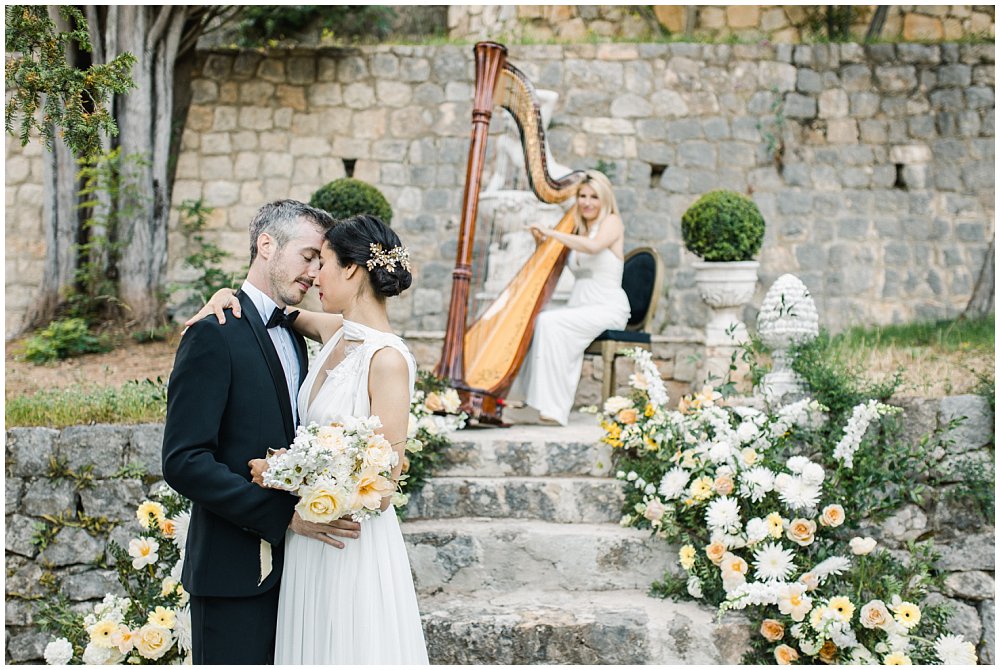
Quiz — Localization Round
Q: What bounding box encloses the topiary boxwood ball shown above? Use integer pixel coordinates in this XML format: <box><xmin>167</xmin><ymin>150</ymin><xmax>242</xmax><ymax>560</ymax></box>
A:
<box><xmin>309</xmin><ymin>178</ymin><xmax>393</xmax><ymax>224</ymax></box>
<box><xmin>680</xmin><ymin>189</ymin><xmax>765</xmax><ymax>262</ymax></box>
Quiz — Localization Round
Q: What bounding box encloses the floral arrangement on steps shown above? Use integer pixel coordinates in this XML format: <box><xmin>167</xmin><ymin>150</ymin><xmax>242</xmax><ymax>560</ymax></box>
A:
<box><xmin>598</xmin><ymin>348</ymin><xmax>978</xmax><ymax>665</ymax></box>
<box><xmin>38</xmin><ymin>486</ymin><xmax>192</xmax><ymax>664</ymax></box>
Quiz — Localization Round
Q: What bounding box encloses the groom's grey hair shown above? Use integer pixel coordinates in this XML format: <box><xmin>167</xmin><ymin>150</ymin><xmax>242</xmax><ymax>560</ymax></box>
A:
<box><xmin>248</xmin><ymin>200</ymin><xmax>335</xmax><ymax>263</ymax></box>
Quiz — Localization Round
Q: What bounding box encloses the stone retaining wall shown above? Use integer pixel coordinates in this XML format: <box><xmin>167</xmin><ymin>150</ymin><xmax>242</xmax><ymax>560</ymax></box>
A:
<box><xmin>4</xmin><ymin>395</ymin><xmax>994</xmax><ymax>663</ymax></box>
<box><xmin>448</xmin><ymin>6</ymin><xmax>996</xmax><ymax>43</ymax></box>
<box><xmin>5</xmin><ymin>42</ymin><xmax>995</xmax><ymax>339</ymax></box>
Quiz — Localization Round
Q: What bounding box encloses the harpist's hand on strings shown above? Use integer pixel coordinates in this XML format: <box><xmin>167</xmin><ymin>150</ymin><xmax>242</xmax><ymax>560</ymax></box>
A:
<box><xmin>288</xmin><ymin>511</ymin><xmax>361</xmax><ymax>549</ymax></box>
<box><xmin>183</xmin><ymin>287</ymin><xmax>242</xmax><ymax>326</ymax></box>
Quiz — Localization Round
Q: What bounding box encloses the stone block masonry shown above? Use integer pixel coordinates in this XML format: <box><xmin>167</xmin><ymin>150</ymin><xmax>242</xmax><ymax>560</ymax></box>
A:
<box><xmin>4</xmin><ymin>42</ymin><xmax>994</xmax><ymax>340</ymax></box>
<box><xmin>4</xmin><ymin>395</ymin><xmax>995</xmax><ymax>663</ymax></box>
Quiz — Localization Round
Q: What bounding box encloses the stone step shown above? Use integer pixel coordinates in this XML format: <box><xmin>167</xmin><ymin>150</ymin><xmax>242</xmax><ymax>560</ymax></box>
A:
<box><xmin>437</xmin><ymin>414</ymin><xmax>610</xmax><ymax>477</ymax></box>
<box><xmin>405</xmin><ymin>476</ymin><xmax>623</xmax><ymax>523</ymax></box>
<box><xmin>402</xmin><ymin>518</ymin><xmax>674</xmax><ymax>593</ymax></box>
<box><xmin>418</xmin><ymin>589</ymin><xmax>750</xmax><ymax>665</ymax></box>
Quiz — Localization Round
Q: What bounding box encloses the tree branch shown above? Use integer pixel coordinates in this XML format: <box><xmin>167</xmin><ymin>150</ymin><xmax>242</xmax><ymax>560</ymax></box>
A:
<box><xmin>146</xmin><ymin>5</ymin><xmax>174</xmax><ymax>51</ymax></box>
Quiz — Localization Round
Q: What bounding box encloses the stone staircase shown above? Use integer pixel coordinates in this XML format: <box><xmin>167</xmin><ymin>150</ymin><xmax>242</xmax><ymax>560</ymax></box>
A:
<box><xmin>402</xmin><ymin>414</ymin><xmax>749</xmax><ymax>664</ymax></box>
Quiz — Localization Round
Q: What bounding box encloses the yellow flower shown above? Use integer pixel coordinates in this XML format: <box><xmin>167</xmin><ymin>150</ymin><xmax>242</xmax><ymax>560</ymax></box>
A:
<box><xmin>297</xmin><ymin>484</ymin><xmax>347</xmax><ymax>523</ymax></box>
<box><xmin>135</xmin><ymin>624</ymin><xmax>173</xmax><ymax>661</ymax></box>
<box><xmin>884</xmin><ymin>651</ymin><xmax>912</xmax><ymax>665</ymax></box>
<box><xmin>351</xmin><ymin>468</ymin><xmax>396</xmax><ymax>512</ymax></box>
<box><xmin>892</xmin><ymin>601</ymin><xmax>921</xmax><ymax>629</ymax></box>
<box><xmin>423</xmin><ymin>392</ymin><xmax>444</xmax><ymax>412</ymax></box>
<box><xmin>818</xmin><ymin>639</ymin><xmax>838</xmax><ymax>663</ymax></box>
<box><xmin>112</xmin><ymin>624</ymin><xmax>136</xmax><ymax>654</ymax></box>
<box><xmin>759</xmin><ymin>619</ymin><xmax>784</xmax><ymax>642</ymax></box>
<box><xmin>176</xmin><ymin>583</ymin><xmax>190</xmax><ymax>606</ymax></box>
<box><xmin>160</xmin><ymin>578</ymin><xmax>178</xmax><ymax>597</ymax></box>
<box><xmin>644</xmin><ymin>403</ymin><xmax>655</xmax><ymax>417</ymax></box>
<box><xmin>810</xmin><ymin>604</ymin><xmax>829</xmax><ymax>629</ymax></box>
<box><xmin>766</xmin><ymin>512</ymin><xmax>785</xmax><ymax>538</ymax></box>
<box><xmin>643</xmin><ymin>436</ymin><xmax>659</xmax><ymax>452</ymax></box>
<box><xmin>159</xmin><ymin>518</ymin><xmax>177</xmax><ymax>538</ymax></box>
<box><xmin>741</xmin><ymin>447</ymin><xmax>758</xmax><ymax>466</ymax></box>
<box><xmin>136</xmin><ymin>501</ymin><xmax>166</xmax><ymax>530</ymax></box>
<box><xmin>798</xmin><ymin>571</ymin><xmax>819</xmax><ymax>591</ymax></box>
<box><xmin>89</xmin><ymin>619</ymin><xmax>118</xmax><ymax>649</ymax></box>
<box><xmin>704</xmin><ymin>541</ymin><xmax>726</xmax><ymax>565</ymax></box>
<box><xmin>617</xmin><ymin>408</ymin><xmax>638</xmax><ymax>424</ymax></box>
<box><xmin>828</xmin><ymin>596</ymin><xmax>855</xmax><ymax>623</ymax></box>
<box><xmin>820</xmin><ymin>504</ymin><xmax>845</xmax><ymax>528</ymax></box>
<box><xmin>678</xmin><ymin>545</ymin><xmax>696</xmax><ymax>570</ymax></box>
<box><xmin>688</xmin><ymin>476</ymin><xmax>714</xmax><ymax>501</ymax></box>
<box><xmin>785</xmin><ymin>518</ymin><xmax>817</xmax><ymax>547</ymax></box>
<box><xmin>774</xmin><ymin>644</ymin><xmax>799</xmax><ymax>665</ymax></box>
<box><xmin>148</xmin><ymin>606</ymin><xmax>176</xmax><ymax>630</ymax></box>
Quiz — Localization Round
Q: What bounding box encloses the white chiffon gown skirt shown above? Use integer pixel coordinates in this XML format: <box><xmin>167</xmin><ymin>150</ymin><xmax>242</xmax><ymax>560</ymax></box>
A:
<box><xmin>274</xmin><ymin>505</ymin><xmax>429</xmax><ymax>664</ymax></box>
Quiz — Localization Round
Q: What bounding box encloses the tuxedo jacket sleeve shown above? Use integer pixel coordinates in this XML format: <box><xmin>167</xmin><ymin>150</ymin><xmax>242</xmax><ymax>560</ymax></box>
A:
<box><xmin>162</xmin><ymin>309</ymin><xmax>302</xmax><ymax>597</ymax></box>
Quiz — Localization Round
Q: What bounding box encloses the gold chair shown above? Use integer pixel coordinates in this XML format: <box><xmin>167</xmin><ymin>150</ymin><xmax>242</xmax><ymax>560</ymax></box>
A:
<box><xmin>584</xmin><ymin>246</ymin><xmax>665</xmax><ymax>402</ymax></box>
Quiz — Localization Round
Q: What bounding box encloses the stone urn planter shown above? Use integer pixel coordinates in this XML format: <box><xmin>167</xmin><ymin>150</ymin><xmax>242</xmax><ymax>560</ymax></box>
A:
<box><xmin>692</xmin><ymin>260</ymin><xmax>760</xmax><ymax>346</ymax></box>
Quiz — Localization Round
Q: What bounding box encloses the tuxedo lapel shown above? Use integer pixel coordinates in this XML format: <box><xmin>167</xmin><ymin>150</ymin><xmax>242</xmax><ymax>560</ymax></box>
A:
<box><xmin>236</xmin><ymin>290</ymin><xmax>296</xmax><ymax>443</ymax></box>
<box><xmin>292</xmin><ymin>327</ymin><xmax>309</xmax><ymax>388</ymax></box>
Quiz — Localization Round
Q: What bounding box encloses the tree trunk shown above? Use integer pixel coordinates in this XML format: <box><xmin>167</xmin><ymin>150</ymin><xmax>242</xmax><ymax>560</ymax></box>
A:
<box><xmin>865</xmin><ymin>6</ymin><xmax>889</xmax><ymax>43</ymax></box>
<box><xmin>962</xmin><ymin>238</ymin><xmax>995</xmax><ymax>319</ymax></box>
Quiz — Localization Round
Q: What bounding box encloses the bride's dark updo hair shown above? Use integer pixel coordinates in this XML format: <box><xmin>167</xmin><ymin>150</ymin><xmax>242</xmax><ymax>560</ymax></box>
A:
<box><xmin>325</xmin><ymin>214</ymin><xmax>413</xmax><ymax>299</ymax></box>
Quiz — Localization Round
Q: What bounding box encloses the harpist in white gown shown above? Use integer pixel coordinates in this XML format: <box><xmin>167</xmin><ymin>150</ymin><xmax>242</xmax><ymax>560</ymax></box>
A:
<box><xmin>274</xmin><ymin>319</ymin><xmax>429</xmax><ymax>664</ymax></box>
<box><xmin>509</xmin><ymin>223</ymin><xmax>631</xmax><ymax>425</ymax></box>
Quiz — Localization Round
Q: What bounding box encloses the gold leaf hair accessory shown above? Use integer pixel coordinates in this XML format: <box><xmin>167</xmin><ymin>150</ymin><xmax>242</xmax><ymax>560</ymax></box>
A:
<box><xmin>366</xmin><ymin>243</ymin><xmax>411</xmax><ymax>273</ymax></box>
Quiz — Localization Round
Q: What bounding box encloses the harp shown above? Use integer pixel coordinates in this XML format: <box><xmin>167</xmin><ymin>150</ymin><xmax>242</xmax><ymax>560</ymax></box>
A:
<box><xmin>434</xmin><ymin>42</ymin><xmax>585</xmax><ymax>425</ymax></box>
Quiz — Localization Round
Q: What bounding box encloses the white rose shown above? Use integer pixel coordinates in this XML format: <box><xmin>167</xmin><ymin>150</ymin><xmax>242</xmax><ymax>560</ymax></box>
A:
<box><xmin>850</xmin><ymin>536</ymin><xmax>877</xmax><ymax>555</ymax></box>
<box><xmin>135</xmin><ymin>624</ymin><xmax>174</xmax><ymax>661</ymax></box>
<box><xmin>44</xmin><ymin>638</ymin><xmax>74</xmax><ymax>665</ymax></box>
<box><xmin>603</xmin><ymin>396</ymin><xmax>633</xmax><ymax>415</ymax></box>
<box><xmin>441</xmin><ymin>388</ymin><xmax>462</xmax><ymax>414</ymax></box>
<box><xmin>81</xmin><ymin>643</ymin><xmax>124</xmax><ymax>665</ymax></box>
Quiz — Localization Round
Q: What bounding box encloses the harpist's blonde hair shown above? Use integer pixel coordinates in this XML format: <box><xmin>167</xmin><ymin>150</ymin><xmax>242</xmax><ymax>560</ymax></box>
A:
<box><xmin>573</xmin><ymin>170</ymin><xmax>619</xmax><ymax>234</ymax></box>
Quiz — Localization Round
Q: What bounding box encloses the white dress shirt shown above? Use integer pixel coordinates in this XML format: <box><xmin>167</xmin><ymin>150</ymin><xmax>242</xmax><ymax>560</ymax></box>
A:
<box><xmin>241</xmin><ymin>281</ymin><xmax>300</xmax><ymax>423</ymax></box>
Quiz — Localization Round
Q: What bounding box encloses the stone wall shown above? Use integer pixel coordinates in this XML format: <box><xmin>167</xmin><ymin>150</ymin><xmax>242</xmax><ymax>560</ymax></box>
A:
<box><xmin>4</xmin><ymin>394</ymin><xmax>994</xmax><ymax>663</ymax></box>
<box><xmin>5</xmin><ymin>42</ymin><xmax>995</xmax><ymax>340</ymax></box>
<box><xmin>448</xmin><ymin>5</ymin><xmax>996</xmax><ymax>43</ymax></box>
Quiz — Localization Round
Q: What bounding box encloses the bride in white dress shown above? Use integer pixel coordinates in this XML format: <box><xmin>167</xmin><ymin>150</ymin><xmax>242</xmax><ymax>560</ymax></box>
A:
<box><xmin>199</xmin><ymin>214</ymin><xmax>429</xmax><ymax>664</ymax></box>
<box><xmin>509</xmin><ymin>170</ymin><xmax>631</xmax><ymax>425</ymax></box>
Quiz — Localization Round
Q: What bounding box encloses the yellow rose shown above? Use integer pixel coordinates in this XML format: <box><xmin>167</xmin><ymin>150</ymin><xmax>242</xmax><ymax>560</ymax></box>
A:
<box><xmin>828</xmin><ymin>596</ymin><xmax>855</xmax><ymax>623</ymax></box>
<box><xmin>759</xmin><ymin>618</ymin><xmax>784</xmax><ymax>642</ymax></box>
<box><xmin>859</xmin><ymin>599</ymin><xmax>891</xmax><ymax>629</ymax></box>
<box><xmin>798</xmin><ymin>571</ymin><xmax>819</xmax><ymax>591</ymax></box>
<box><xmin>819</xmin><ymin>504</ymin><xmax>845</xmax><ymax>527</ymax></box>
<box><xmin>297</xmin><ymin>485</ymin><xmax>346</xmax><ymax>523</ymax></box>
<box><xmin>713</xmin><ymin>474</ymin><xmax>734</xmax><ymax>496</ymax></box>
<box><xmin>135</xmin><ymin>624</ymin><xmax>173</xmax><ymax>661</ymax></box>
<box><xmin>705</xmin><ymin>541</ymin><xmax>726</xmax><ymax>565</ymax></box>
<box><xmin>818</xmin><ymin>639</ymin><xmax>838</xmax><ymax>664</ymax></box>
<box><xmin>884</xmin><ymin>651</ymin><xmax>912</xmax><ymax>665</ymax></box>
<box><xmin>423</xmin><ymin>392</ymin><xmax>445</xmax><ymax>412</ymax></box>
<box><xmin>159</xmin><ymin>518</ymin><xmax>177</xmax><ymax>538</ymax></box>
<box><xmin>617</xmin><ymin>408</ymin><xmax>638</xmax><ymax>424</ymax></box>
<box><xmin>678</xmin><ymin>545</ymin><xmax>696</xmax><ymax>570</ymax></box>
<box><xmin>785</xmin><ymin>518</ymin><xmax>816</xmax><ymax>547</ymax></box>
<box><xmin>892</xmin><ymin>601</ymin><xmax>921</xmax><ymax>629</ymax></box>
<box><xmin>774</xmin><ymin>644</ymin><xmax>800</xmax><ymax>665</ymax></box>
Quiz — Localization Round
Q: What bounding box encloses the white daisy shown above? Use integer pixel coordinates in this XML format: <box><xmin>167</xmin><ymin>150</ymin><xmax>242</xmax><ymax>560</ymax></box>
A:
<box><xmin>658</xmin><ymin>467</ymin><xmax>690</xmax><ymax>500</ymax></box>
<box><xmin>705</xmin><ymin>496</ymin><xmax>742</xmax><ymax>534</ymax></box>
<box><xmin>811</xmin><ymin>555</ymin><xmax>852</xmax><ymax>581</ymax></box>
<box><xmin>739</xmin><ymin>466</ymin><xmax>776</xmax><ymax>502</ymax></box>
<box><xmin>934</xmin><ymin>634</ymin><xmax>977</xmax><ymax>665</ymax></box>
<box><xmin>776</xmin><ymin>476</ymin><xmax>821</xmax><ymax>510</ymax></box>
<box><xmin>753</xmin><ymin>542</ymin><xmax>796</xmax><ymax>581</ymax></box>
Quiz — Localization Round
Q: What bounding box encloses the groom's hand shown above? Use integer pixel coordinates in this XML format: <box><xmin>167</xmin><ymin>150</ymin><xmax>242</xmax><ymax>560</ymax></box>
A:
<box><xmin>289</xmin><ymin>511</ymin><xmax>361</xmax><ymax>549</ymax></box>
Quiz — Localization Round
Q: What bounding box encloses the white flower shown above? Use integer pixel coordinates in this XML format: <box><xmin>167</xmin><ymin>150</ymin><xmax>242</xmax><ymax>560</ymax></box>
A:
<box><xmin>81</xmin><ymin>643</ymin><xmax>124</xmax><ymax>665</ymax></box>
<box><xmin>616</xmin><ymin>470</ymin><xmax>626</xmax><ymax>479</ymax></box>
<box><xmin>643</xmin><ymin>483</ymin><xmax>656</xmax><ymax>495</ymax></box>
<box><xmin>752</xmin><ymin>542</ymin><xmax>796</xmax><ymax>581</ymax></box>
<box><xmin>170</xmin><ymin>511</ymin><xmax>190</xmax><ymax>551</ymax></box>
<box><xmin>799</xmin><ymin>638</ymin><xmax>822</xmax><ymax>655</ymax></box>
<box><xmin>776</xmin><ymin>582</ymin><xmax>812</xmax><ymax>621</ymax></box>
<box><xmin>626</xmin><ymin>471</ymin><xmax>638</xmax><ymax>482</ymax></box>
<box><xmin>830</xmin><ymin>620</ymin><xmax>859</xmax><ymax>648</ymax></box>
<box><xmin>603</xmin><ymin>395</ymin><xmax>633</xmax><ymax>415</ymax></box>
<box><xmin>706</xmin><ymin>439</ymin><xmax>737</xmax><ymax>464</ymax></box>
<box><xmin>44</xmin><ymin>638</ymin><xmax>74</xmax><ymax>665</ymax></box>
<box><xmin>799</xmin><ymin>462</ymin><xmax>825</xmax><ymax>486</ymax></box>
<box><xmin>785</xmin><ymin>456</ymin><xmax>811</xmax><ymax>474</ymax></box>
<box><xmin>441</xmin><ymin>388</ymin><xmax>461</xmax><ymax>413</ymax></box>
<box><xmin>686</xmin><ymin>575</ymin><xmax>703</xmax><ymax>598</ymax></box>
<box><xmin>128</xmin><ymin>537</ymin><xmax>160</xmax><ymax>569</ymax></box>
<box><xmin>705</xmin><ymin>496</ymin><xmax>742</xmax><ymax>534</ymax></box>
<box><xmin>833</xmin><ymin>400</ymin><xmax>898</xmax><ymax>468</ymax></box>
<box><xmin>775</xmin><ymin>476</ymin><xmax>821</xmax><ymax>510</ymax></box>
<box><xmin>850</xmin><ymin>646</ymin><xmax>877</xmax><ymax>664</ymax></box>
<box><xmin>850</xmin><ymin>536</ymin><xmax>878</xmax><ymax>555</ymax></box>
<box><xmin>658</xmin><ymin>467</ymin><xmax>689</xmax><ymax>500</ymax></box>
<box><xmin>811</xmin><ymin>555</ymin><xmax>851</xmax><ymax>581</ymax></box>
<box><xmin>934</xmin><ymin>634</ymin><xmax>977</xmax><ymax>665</ymax></box>
<box><xmin>174</xmin><ymin>606</ymin><xmax>193</xmax><ymax>654</ymax></box>
<box><xmin>745</xmin><ymin>517</ymin><xmax>770</xmax><ymax>545</ymax></box>
<box><xmin>738</xmin><ymin>466</ymin><xmax>776</xmax><ymax>502</ymax></box>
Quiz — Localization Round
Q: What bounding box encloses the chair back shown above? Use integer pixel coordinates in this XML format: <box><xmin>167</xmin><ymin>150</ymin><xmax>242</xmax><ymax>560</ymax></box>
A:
<box><xmin>621</xmin><ymin>247</ymin><xmax>664</xmax><ymax>332</ymax></box>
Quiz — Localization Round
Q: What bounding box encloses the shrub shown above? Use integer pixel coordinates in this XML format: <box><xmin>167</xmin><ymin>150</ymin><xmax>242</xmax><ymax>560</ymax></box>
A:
<box><xmin>309</xmin><ymin>178</ymin><xmax>393</xmax><ymax>224</ymax></box>
<box><xmin>21</xmin><ymin>318</ymin><xmax>112</xmax><ymax>364</ymax></box>
<box><xmin>680</xmin><ymin>189</ymin><xmax>765</xmax><ymax>262</ymax></box>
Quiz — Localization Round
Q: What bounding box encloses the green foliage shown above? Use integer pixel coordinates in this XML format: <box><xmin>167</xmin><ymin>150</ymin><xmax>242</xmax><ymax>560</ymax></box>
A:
<box><xmin>36</xmin><ymin>594</ymin><xmax>89</xmax><ymax>660</ymax></box>
<box><xmin>802</xmin><ymin>5</ymin><xmax>869</xmax><ymax>42</ymax></box>
<box><xmin>172</xmin><ymin>199</ymin><xmax>240</xmax><ymax>304</ymax></box>
<box><xmin>47</xmin><ymin>456</ymin><xmax>95</xmax><ymax>491</ymax></box>
<box><xmin>4</xmin><ymin>5</ymin><xmax>136</xmax><ymax>158</ymax></box>
<box><xmin>593</xmin><ymin>159</ymin><xmax>617</xmax><ymax>180</ymax></box>
<box><xmin>680</xmin><ymin>189</ymin><xmax>765</xmax><ymax>262</ymax></box>
<box><xmin>310</xmin><ymin>177</ymin><xmax>394</xmax><ymax>224</ymax></box>
<box><xmin>973</xmin><ymin>371</ymin><xmax>994</xmax><ymax>412</ymax></box>
<box><xmin>67</xmin><ymin>148</ymin><xmax>151</xmax><ymax>322</ymax></box>
<box><xmin>5</xmin><ymin>378</ymin><xmax>168</xmax><ymax>428</ymax></box>
<box><xmin>234</xmin><ymin>5</ymin><xmax>396</xmax><ymax>46</ymax></box>
<box><xmin>131</xmin><ymin>324</ymin><xmax>176</xmax><ymax>344</ymax></box>
<box><xmin>836</xmin><ymin>315</ymin><xmax>994</xmax><ymax>353</ymax></box>
<box><xmin>20</xmin><ymin>318</ymin><xmax>112</xmax><ymax>363</ymax></box>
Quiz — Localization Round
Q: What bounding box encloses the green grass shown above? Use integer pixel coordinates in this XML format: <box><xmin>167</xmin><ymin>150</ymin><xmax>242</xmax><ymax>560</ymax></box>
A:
<box><xmin>834</xmin><ymin>315</ymin><xmax>994</xmax><ymax>353</ymax></box>
<box><xmin>5</xmin><ymin>378</ymin><xmax>168</xmax><ymax>428</ymax></box>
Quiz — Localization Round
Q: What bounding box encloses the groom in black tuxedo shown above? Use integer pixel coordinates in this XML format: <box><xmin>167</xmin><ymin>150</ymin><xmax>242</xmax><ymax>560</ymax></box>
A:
<box><xmin>163</xmin><ymin>200</ymin><xmax>359</xmax><ymax>664</ymax></box>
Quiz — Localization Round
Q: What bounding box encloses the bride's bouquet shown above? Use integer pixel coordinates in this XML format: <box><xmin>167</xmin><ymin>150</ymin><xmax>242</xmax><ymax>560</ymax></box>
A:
<box><xmin>263</xmin><ymin>416</ymin><xmax>399</xmax><ymax>522</ymax></box>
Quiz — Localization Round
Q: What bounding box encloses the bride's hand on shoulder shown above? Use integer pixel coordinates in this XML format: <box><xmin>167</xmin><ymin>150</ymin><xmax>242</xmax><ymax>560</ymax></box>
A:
<box><xmin>184</xmin><ymin>287</ymin><xmax>241</xmax><ymax>326</ymax></box>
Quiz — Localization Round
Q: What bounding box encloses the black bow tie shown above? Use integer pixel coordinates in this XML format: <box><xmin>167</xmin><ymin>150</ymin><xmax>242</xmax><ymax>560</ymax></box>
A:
<box><xmin>266</xmin><ymin>307</ymin><xmax>299</xmax><ymax>330</ymax></box>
